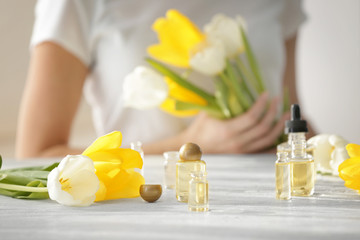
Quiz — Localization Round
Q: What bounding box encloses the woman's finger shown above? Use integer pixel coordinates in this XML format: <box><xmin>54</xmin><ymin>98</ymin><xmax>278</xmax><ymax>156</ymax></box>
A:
<box><xmin>234</xmin><ymin>97</ymin><xmax>279</xmax><ymax>147</ymax></box>
<box><xmin>227</xmin><ymin>92</ymin><xmax>269</xmax><ymax>133</ymax></box>
<box><xmin>241</xmin><ymin>112</ymin><xmax>290</xmax><ymax>153</ymax></box>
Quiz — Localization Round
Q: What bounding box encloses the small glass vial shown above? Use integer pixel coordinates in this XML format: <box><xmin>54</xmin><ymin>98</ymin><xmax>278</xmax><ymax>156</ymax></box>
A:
<box><xmin>163</xmin><ymin>151</ymin><xmax>179</xmax><ymax>189</ymax></box>
<box><xmin>275</xmin><ymin>152</ymin><xmax>291</xmax><ymax>200</ymax></box>
<box><xmin>290</xmin><ymin>137</ymin><xmax>315</xmax><ymax>196</ymax></box>
<box><xmin>176</xmin><ymin>143</ymin><xmax>206</xmax><ymax>202</ymax></box>
<box><xmin>188</xmin><ymin>171</ymin><xmax>209</xmax><ymax>212</ymax></box>
<box><xmin>130</xmin><ymin>141</ymin><xmax>144</xmax><ymax>176</ymax></box>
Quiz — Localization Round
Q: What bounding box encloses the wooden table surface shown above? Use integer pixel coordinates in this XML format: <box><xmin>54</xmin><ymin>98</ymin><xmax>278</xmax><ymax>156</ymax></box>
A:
<box><xmin>0</xmin><ymin>154</ymin><xmax>359</xmax><ymax>240</ymax></box>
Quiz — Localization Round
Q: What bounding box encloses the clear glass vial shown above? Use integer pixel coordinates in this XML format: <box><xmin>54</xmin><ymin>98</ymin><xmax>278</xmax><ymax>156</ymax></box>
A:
<box><xmin>290</xmin><ymin>136</ymin><xmax>315</xmax><ymax>196</ymax></box>
<box><xmin>275</xmin><ymin>152</ymin><xmax>291</xmax><ymax>200</ymax></box>
<box><xmin>130</xmin><ymin>141</ymin><xmax>144</xmax><ymax>176</ymax></box>
<box><xmin>188</xmin><ymin>171</ymin><xmax>209</xmax><ymax>212</ymax></box>
<box><xmin>163</xmin><ymin>151</ymin><xmax>179</xmax><ymax>189</ymax></box>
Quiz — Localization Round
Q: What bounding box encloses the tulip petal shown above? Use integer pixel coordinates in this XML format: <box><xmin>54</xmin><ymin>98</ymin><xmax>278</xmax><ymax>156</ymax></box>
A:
<box><xmin>66</xmin><ymin>169</ymin><xmax>99</xmax><ymax>201</ymax></box>
<box><xmin>346</xmin><ymin>144</ymin><xmax>360</xmax><ymax>158</ymax></box>
<box><xmin>83</xmin><ymin>131</ymin><xmax>122</xmax><ymax>156</ymax></box>
<box><xmin>160</xmin><ymin>98</ymin><xmax>199</xmax><ymax>117</ymax></box>
<box><xmin>338</xmin><ymin>157</ymin><xmax>360</xmax><ymax>174</ymax></box>
<box><xmin>147</xmin><ymin>9</ymin><xmax>205</xmax><ymax>67</ymax></box>
<box><xmin>339</xmin><ymin>163</ymin><xmax>360</xmax><ymax>181</ymax></box>
<box><xmin>47</xmin><ymin>155</ymin><xmax>99</xmax><ymax>207</ymax></box>
<box><xmin>344</xmin><ymin>179</ymin><xmax>360</xmax><ymax>190</ymax></box>
<box><xmin>160</xmin><ymin>76</ymin><xmax>207</xmax><ymax>117</ymax></box>
<box><xmin>87</xmin><ymin>149</ymin><xmax>143</xmax><ymax>169</ymax></box>
<box><xmin>95</xmin><ymin>168</ymin><xmax>145</xmax><ymax>201</ymax></box>
<box><xmin>95</xmin><ymin>181</ymin><xmax>107</xmax><ymax>201</ymax></box>
<box><xmin>165</xmin><ymin>77</ymin><xmax>207</xmax><ymax>105</ymax></box>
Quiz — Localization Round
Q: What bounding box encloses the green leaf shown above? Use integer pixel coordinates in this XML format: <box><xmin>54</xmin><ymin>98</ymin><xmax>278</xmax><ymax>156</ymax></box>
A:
<box><xmin>224</xmin><ymin>60</ymin><xmax>252</xmax><ymax>111</ymax></box>
<box><xmin>240</xmin><ymin>27</ymin><xmax>265</xmax><ymax>93</ymax></box>
<box><xmin>14</xmin><ymin>181</ymin><xmax>49</xmax><ymax>199</ymax></box>
<box><xmin>0</xmin><ymin>181</ymin><xmax>49</xmax><ymax>199</ymax></box>
<box><xmin>234</xmin><ymin>57</ymin><xmax>258</xmax><ymax>100</ymax></box>
<box><xmin>0</xmin><ymin>171</ymin><xmax>47</xmax><ymax>186</ymax></box>
<box><xmin>0</xmin><ymin>162</ymin><xmax>59</xmax><ymax>173</ymax></box>
<box><xmin>0</xmin><ymin>155</ymin><xmax>2</xmax><ymax>170</ymax></box>
<box><xmin>175</xmin><ymin>100</ymin><xmax>225</xmax><ymax>119</ymax></box>
<box><xmin>214</xmin><ymin>78</ymin><xmax>232</xmax><ymax>119</ymax></box>
<box><xmin>146</xmin><ymin>58</ymin><xmax>218</xmax><ymax>106</ymax></box>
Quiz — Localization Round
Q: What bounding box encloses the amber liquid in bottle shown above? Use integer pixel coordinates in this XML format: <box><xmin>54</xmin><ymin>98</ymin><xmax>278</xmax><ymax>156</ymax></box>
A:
<box><xmin>188</xmin><ymin>172</ymin><xmax>209</xmax><ymax>212</ymax></box>
<box><xmin>176</xmin><ymin>160</ymin><xmax>206</xmax><ymax>202</ymax></box>
<box><xmin>275</xmin><ymin>153</ymin><xmax>291</xmax><ymax>200</ymax></box>
<box><xmin>291</xmin><ymin>159</ymin><xmax>315</xmax><ymax>196</ymax></box>
<box><xmin>290</xmin><ymin>138</ymin><xmax>315</xmax><ymax>197</ymax></box>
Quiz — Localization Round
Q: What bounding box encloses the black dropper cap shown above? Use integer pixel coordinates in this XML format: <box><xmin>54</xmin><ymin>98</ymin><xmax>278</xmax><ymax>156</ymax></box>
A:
<box><xmin>284</xmin><ymin>104</ymin><xmax>308</xmax><ymax>134</ymax></box>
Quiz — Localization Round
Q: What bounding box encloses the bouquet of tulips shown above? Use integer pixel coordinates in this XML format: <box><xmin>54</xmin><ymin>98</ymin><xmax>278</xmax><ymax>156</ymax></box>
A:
<box><xmin>123</xmin><ymin>9</ymin><xmax>288</xmax><ymax>119</ymax></box>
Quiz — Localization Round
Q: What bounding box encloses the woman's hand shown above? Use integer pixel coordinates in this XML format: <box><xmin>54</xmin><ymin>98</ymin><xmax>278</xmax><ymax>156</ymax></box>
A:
<box><xmin>181</xmin><ymin>92</ymin><xmax>290</xmax><ymax>154</ymax></box>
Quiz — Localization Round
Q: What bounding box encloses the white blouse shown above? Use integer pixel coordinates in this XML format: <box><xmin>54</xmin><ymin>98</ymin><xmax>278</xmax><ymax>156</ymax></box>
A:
<box><xmin>31</xmin><ymin>0</ymin><xmax>306</xmax><ymax>146</ymax></box>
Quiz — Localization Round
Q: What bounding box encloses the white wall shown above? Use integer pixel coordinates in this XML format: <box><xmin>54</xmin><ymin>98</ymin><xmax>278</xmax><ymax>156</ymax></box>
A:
<box><xmin>0</xmin><ymin>0</ymin><xmax>359</xmax><ymax>158</ymax></box>
<box><xmin>298</xmin><ymin>0</ymin><xmax>360</xmax><ymax>143</ymax></box>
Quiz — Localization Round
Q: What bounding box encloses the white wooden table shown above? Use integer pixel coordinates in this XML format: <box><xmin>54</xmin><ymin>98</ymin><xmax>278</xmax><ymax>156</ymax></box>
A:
<box><xmin>0</xmin><ymin>154</ymin><xmax>360</xmax><ymax>240</ymax></box>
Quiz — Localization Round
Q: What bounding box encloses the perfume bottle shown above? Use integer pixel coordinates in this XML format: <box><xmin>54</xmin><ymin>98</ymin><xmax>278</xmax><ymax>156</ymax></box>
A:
<box><xmin>130</xmin><ymin>141</ymin><xmax>144</xmax><ymax>176</ymax></box>
<box><xmin>275</xmin><ymin>152</ymin><xmax>291</xmax><ymax>200</ymax></box>
<box><xmin>286</xmin><ymin>104</ymin><xmax>315</xmax><ymax>196</ymax></box>
<box><xmin>176</xmin><ymin>143</ymin><xmax>206</xmax><ymax>203</ymax></box>
<box><xmin>163</xmin><ymin>151</ymin><xmax>179</xmax><ymax>189</ymax></box>
<box><xmin>188</xmin><ymin>171</ymin><xmax>209</xmax><ymax>212</ymax></box>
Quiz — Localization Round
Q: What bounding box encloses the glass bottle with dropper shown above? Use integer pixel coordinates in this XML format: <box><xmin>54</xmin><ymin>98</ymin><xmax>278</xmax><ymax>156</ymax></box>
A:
<box><xmin>275</xmin><ymin>152</ymin><xmax>291</xmax><ymax>200</ymax></box>
<box><xmin>285</xmin><ymin>104</ymin><xmax>315</xmax><ymax>196</ymax></box>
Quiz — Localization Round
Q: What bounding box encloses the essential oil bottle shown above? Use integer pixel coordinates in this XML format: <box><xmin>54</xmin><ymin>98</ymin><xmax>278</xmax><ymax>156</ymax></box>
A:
<box><xmin>163</xmin><ymin>151</ymin><xmax>179</xmax><ymax>189</ymax></box>
<box><xmin>188</xmin><ymin>171</ymin><xmax>209</xmax><ymax>212</ymax></box>
<box><xmin>285</xmin><ymin>104</ymin><xmax>315</xmax><ymax>196</ymax></box>
<box><xmin>176</xmin><ymin>143</ymin><xmax>206</xmax><ymax>203</ymax></box>
<box><xmin>275</xmin><ymin>152</ymin><xmax>291</xmax><ymax>200</ymax></box>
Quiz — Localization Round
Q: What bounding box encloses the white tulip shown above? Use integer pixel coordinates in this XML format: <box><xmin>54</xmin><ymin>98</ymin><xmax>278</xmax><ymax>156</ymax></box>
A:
<box><xmin>204</xmin><ymin>14</ymin><xmax>244</xmax><ymax>58</ymax></box>
<box><xmin>123</xmin><ymin>66</ymin><xmax>168</xmax><ymax>109</ymax></box>
<box><xmin>190</xmin><ymin>41</ymin><xmax>226</xmax><ymax>76</ymax></box>
<box><xmin>307</xmin><ymin>134</ymin><xmax>349</xmax><ymax>175</ymax></box>
<box><xmin>329</xmin><ymin>135</ymin><xmax>349</xmax><ymax>175</ymax></box>
<box><xmin>47</xmin><ymin>155</ymin><xmax>99</xmax><ymax>207</ymax></box>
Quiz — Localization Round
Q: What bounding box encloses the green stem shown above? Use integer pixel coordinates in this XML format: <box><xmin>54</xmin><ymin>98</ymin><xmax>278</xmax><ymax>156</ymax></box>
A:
<box><xmin>175</xmin><ymin>101</ymin><xmax>225</xmax><ymax>119</ymax></box>
<box><xmin>214</xmin><ymin>78</ymin><xmax>233</xmax><ymax>118</ymax></box>
<box><xmin>146</xmin><ymin>58</ymin><xmax>218</xmax><ymax>107</ymax></box>
<box><xmin>224</xmin><ymin>60</ymin><xmax>252</xmax><ymax>110</ymax></box>
<box><xmin>219</xmin><ymin>72</ymin><xmax>244</xmax><ymax>115</ymax></box>
<box><xmin>0</xmin><ymin>183</ymin><xmax>48</xmax><ymax>193</ymax></box>
<box><xmin>240</xmin><ymin>27</ymin><xmax>265</xmax><ymax>93</ymax></box>
<box><xmin>235</xmin><ymin>56</ymin><xmax>259</xmax><ymax>99</ymax></box>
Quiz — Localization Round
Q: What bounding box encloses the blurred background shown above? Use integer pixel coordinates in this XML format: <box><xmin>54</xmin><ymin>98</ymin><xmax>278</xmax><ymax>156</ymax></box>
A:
<box><xmin>0</xmin><ymin>0</ymin><xmax>359</xmax><ymax>158</ymax></box>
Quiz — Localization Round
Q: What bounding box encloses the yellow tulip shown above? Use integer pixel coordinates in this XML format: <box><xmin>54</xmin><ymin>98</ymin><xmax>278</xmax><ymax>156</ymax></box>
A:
<box><xmin>160</xmin><ymin>77</ymin><xmax>207</xmax><ymax>117</ymax></box>
<box><xmin>147</xmin><ymin>9</ymin><xmax>205</xmax><ymax>68</ymax></box>
<box><xmin>83</xmin><ymin>131</ymin><xmax>145</xmax><ymax>201</ymax></box>
<box><xmin>338</xmin><ymin>144</ymin><xmax>360</xmax><ymax>192</ymax></box>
